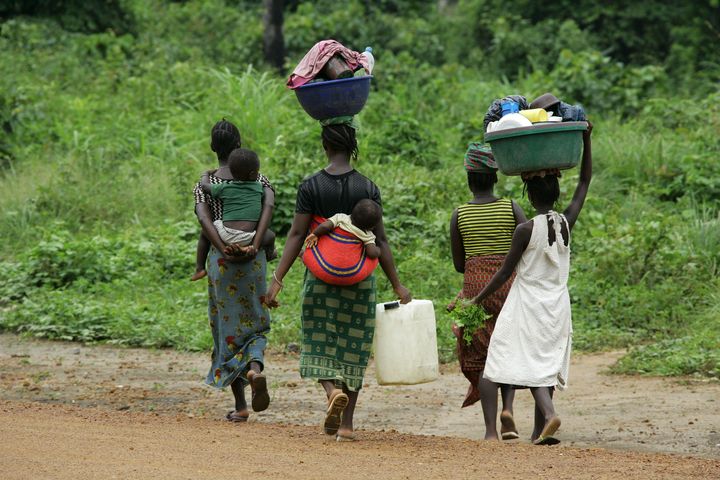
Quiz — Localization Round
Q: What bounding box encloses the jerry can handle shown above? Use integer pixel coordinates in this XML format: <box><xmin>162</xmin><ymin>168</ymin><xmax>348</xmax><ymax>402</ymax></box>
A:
<box><xmin>383</xmin><ymin>301</ymin><xmax>400</xmax><ymax>310</ymax></box>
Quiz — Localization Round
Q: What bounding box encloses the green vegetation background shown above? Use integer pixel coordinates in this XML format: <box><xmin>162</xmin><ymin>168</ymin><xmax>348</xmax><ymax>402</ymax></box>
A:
<box><xmin>1</xmin><ymin>0</ymin><xmax>718</xmax><ymax>377</ymax></box>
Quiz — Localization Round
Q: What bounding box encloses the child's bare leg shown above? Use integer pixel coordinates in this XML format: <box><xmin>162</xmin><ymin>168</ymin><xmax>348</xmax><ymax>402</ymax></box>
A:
<box><xmin>365</xmin><ymin>243</ymin><xmax>381</xmax><ymax>259</ymax></box>
<box><xmin>500</xmin><ymin>383</ymin><xmax>514</xmax><ymax>415</ymax></box>
<box><xmin>261</xmin><ymin>229</ymin><xmax>277</xmax><ymax>261</ymax></box>
<box><xmin>531</xmin><ymin>387</ymin><xmax>554</xmax><ymax>441</ymax></box>
<box><xmin>191</xmin><ymin>233</ymin><xmax>210</xmax><ymax>281</ymax></box>
<box><xmin>478</xmin><ymin>377</ymin><xmax>500</xmax><ymax>440</ymax></box>
<box><xmin>530</xmin><ymin>386</ymin><xmax>561</xmax><ymax>444</ymax></box>
<box><xmin>499</xmin><ymin>384</ymin><xmax>519</xmax><ymax>440</ymax></box>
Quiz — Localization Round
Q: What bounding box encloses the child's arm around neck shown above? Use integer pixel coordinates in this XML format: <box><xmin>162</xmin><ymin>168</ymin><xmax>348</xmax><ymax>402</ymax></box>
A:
<box><xmin>199</xmin><ymin>171</ymin><xmax>214</xmax><ymax>195</ymax></box>
<box><xmin>563</xmin><ymin>123</ymin><xmax>593</xmax><ymax>230</ymax></box>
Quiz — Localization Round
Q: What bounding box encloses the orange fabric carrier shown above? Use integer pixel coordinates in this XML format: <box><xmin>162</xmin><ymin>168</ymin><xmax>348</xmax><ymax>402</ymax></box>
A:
<box><xmin>302</xmin><ymin>215</ymin><xmax>379</xmax><ymax>286</ymax></box>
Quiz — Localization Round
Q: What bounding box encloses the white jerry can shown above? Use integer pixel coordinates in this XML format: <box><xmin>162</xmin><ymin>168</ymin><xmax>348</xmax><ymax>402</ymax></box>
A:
<box><xmin>373</xmin><ymin>299</ymin><xmax>439</xmax><ymax>385</ymax></box>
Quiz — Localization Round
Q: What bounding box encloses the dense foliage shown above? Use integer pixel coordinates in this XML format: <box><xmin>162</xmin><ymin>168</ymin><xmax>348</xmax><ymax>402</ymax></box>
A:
<box><xmin>0</xmin><ymin>0</ymin><xmax>718</xmax><ymax>378</ymax></box>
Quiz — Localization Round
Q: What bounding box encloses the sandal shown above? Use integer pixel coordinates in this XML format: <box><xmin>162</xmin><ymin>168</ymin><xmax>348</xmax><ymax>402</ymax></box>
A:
<box><xmin>323</xmin><ymin>389</ymin><xmax>349</xmax><ymax>435</ymax></box>
<box><xmin>533</xmin><ymin>416</ymin><xmax>561</xmax><ymax>445</ymax></box>
<box><xmin>247</xmin><ymin>370</ymin><xmax>270</xmax><ymax>412</ymax></box>
<box><xmin>336</xmin><ymin>428</ymin><xmax>355</xmax><ymax>442</ymax></box>
<box><xmin>500</xmin><ymin>411</ymin><xmax>520</xmax><ymax>440</ymax></box>
<box><xmin>226</xmin><ymin>410</ymin><xmax>249</xmax><ymax>423</ymax></box>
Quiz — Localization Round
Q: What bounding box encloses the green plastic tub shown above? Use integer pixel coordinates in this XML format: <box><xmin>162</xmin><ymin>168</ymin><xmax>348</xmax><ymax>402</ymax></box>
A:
<box><xmin>484</xmin><ymin>121</ymin><xmax>588</xmax><ymax>175</ymax></box>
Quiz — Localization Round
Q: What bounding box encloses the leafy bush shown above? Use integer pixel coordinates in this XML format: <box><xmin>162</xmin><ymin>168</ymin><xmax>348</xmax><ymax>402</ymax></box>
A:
<box><xmin>1</xmin><ymin>0</ymin><xmax>719</xmax><ymax>378</ymax></box>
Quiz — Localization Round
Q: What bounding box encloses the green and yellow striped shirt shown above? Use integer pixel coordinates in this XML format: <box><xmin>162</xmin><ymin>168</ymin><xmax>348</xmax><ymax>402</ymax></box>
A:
<box><xmin>457</xmin><ymin>198</ymin><xmax>515</xmax><ymax>259</ymax></box>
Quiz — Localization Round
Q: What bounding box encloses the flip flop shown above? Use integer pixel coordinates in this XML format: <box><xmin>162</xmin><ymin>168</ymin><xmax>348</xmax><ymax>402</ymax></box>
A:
<box><xmin>533</xmin><ymin>416</ymin><xmax>561</xmax><ymax>445</ymax></box>
<box><xmin>247</xmin><ymin>371</ymin><xmax>270</xmax><ymax>412</ymax></box>
<box><xmin>323</xmin><ymin>390</ymin><xmax>349</xmax><ymax>435</ymax></box>
<box><xmin>226</xmin><ymin>410</ymin><xmax>249</xmax><ymax>423</ymax></box>
<box><xmin>500</xmin><ymin>411</ymin><xmax>520</xmax><ymax>440</ymax></box>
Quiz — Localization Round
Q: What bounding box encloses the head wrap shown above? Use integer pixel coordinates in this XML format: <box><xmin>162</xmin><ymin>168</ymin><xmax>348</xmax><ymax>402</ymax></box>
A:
<box><xmin>320</xmin><ymin>116</ymin><xmax>358</xmax><ymax>130</ymax></box>
<box><xmin>464</xmin><ymin>143</ymin><xmax>497</xmax><ymax>172</ymax></box>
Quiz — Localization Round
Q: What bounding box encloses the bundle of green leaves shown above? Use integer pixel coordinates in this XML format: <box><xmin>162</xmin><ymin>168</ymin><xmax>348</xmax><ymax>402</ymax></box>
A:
<box><xmin>449</xmin><ymin>303</ymin><xmax>491</xmax><ymax>345</ymax></box>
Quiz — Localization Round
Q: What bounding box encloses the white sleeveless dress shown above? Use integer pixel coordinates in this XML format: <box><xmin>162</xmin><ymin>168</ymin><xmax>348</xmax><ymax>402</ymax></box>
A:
<box><xmin>483</xmin><ymin>211</ymin><xmax>573</xmax><ymax>390</ymax></box>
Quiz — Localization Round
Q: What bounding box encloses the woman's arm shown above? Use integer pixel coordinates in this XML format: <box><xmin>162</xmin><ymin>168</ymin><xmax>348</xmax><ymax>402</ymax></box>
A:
<box><xmin>471</xmin><ymin>221</ymin><xmax>532</xmax><ymax>305</ymax></box>
<box><xmin>563</xmin><ymin>122</ymin><xmax>593</xmax><ymax>230</ymax></box>
<box><xmin>264</xmin><ymin>212</ymin><xmax>313</xmax><ymax>307</ymax></box>
<box><xmin>449</xmin><ymin>209</ymin><xmax>465</xmax><ymax>273</ymax></box>
<box><xmin>375</xmin><ymin>217</ymin><xmax>412</xmax><ymax>304</ymax></box>
<box><xmin>250</xmin><ymin>187</ymin><xmax>275</xmax><ymax>254</ymax></box>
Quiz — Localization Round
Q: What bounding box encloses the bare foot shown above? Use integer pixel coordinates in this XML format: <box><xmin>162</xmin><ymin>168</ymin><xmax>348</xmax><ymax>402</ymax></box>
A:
<box><xmin>265</xmin><ymin>248</ymin><xmax>278</xmax><ymax>262</ymax></box>
<box><xmin>191</xmin><ymin>270</ymin><xmax>207</xmax><ymax>281</ymax></box>
<box><xmin>225</xmin><ymin>244</ymin><xmax>254</xmax><ymax>256</ymax></box>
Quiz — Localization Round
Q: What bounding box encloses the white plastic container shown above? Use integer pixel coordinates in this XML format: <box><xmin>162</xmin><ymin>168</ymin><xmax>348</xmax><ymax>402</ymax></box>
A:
<box><xmin>373</xmin><ymin>299</ymin><xmax>439</xmax><ymax>385</ymax></box>
<box><xmin>361</xmin><ymin>47</ymin><xmax>375</xmax><ymax>75</ymax></box>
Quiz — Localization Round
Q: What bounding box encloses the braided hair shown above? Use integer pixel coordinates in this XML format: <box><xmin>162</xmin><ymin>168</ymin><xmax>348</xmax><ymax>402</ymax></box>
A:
<box><xmin>321</xmin><ymin>124</ymin><xmax>358</xmax><ymax>161</ymax></box>
<box><xmin>211</xmin><ymin>118</ymin><xmax>241</xmax><ymax>161</ymax></box>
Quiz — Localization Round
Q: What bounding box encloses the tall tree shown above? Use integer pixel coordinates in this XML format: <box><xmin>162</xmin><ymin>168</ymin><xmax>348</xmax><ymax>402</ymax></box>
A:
<box><xmin>263</xmin><ymin>0</ymin><xmax>285</xmax><ymax>72</ymax></box>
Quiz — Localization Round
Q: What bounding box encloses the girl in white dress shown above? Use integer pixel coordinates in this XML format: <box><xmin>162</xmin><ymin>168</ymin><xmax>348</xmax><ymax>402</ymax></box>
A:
<box><xmin>470</xmin><ymin>123</ymin><xmax>593</xmax><ymax>445</ymax></box>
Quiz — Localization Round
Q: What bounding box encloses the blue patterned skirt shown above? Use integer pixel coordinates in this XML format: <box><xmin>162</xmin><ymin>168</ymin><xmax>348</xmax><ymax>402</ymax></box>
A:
<box><xmin>205</xmin><ymin>246</ymin><xmax>270</xmax><ymax>388</ymax></box>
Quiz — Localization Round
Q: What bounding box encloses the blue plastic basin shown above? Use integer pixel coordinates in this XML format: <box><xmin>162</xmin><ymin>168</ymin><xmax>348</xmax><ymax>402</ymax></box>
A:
<box><xmin>294</xmin><ymin>76</ymin><xmax>373</xmax><ymax>120</ymax></box>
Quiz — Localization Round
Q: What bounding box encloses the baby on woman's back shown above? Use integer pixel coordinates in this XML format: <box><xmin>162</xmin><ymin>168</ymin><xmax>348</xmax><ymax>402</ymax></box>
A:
<box><xmin>304</xmin><ymin>198</ymin><xmax>381</xmax><ymax>259</ymax></box>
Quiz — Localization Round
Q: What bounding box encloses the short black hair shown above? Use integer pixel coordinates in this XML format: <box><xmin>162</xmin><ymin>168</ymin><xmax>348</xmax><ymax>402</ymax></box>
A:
<box><xmin>227</xmin><ymin>148</ymin><xmax>260</xmax><ymax>181</ymax></box>
<box><xmin>467</xmin><ymin>171</ymin><xmax>498</xmax><ymax>192</ymax></box>
<box><xmin>321</xmin><ymin>124</ymin><xmax>358</xmax><ymax>161</ymax></box>
<box><xmin>351</xmin><ymin>199</ymin><xmax>382</xmax><ymax>231</ymax></box>
<box><xmin>211</xmin><ymin>118</ymin><xmax>241</xmax><ymax>161</ymax></box>
<box><xmin>524</xmin><ymin>175</ymin><xmax>560</xmax><ymax>206</ymax></box>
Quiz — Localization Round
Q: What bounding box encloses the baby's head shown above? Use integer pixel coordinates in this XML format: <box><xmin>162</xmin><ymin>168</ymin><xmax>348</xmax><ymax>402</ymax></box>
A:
<box><xmin>227</xmin><ymin>148</ymin><xmax>260</xmax><ymax>181</ymax></box>
<box><xmin>351</xmin><ymin>199</ymin><xmax>382</xmax><ymax>231</ymax></box>
<box><xmin>524</xmin><ymin>174</ymin><xmax>560</xmax><ymax>209</ymax></box>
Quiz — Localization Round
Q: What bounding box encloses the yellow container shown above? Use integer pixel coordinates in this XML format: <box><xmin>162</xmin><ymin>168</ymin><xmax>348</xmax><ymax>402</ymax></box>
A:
<box><xmin>519</xmin><ymin>108</ymin><xmax>548</xmax><ymax>123</ymax></box>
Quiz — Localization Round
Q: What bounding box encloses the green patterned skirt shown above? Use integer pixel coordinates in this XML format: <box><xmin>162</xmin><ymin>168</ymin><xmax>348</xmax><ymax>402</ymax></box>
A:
<box><xmin>300</xmin><ymin>270</ymin><xmax>376</xmax><ymax>391</ymax></box>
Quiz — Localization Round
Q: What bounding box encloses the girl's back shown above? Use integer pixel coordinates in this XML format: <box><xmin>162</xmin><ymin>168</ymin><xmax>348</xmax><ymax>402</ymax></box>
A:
<box><xmin>516</xmin><ymin>211</ymin><xmax>571</xmax><ymax>292</ymax></box>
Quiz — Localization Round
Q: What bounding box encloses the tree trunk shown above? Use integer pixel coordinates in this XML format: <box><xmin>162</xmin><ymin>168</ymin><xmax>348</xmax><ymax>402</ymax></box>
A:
<box><xmin>263</xmin><ymin>0</ymin><xmax>285</xmax><ymax>72</ymax></box>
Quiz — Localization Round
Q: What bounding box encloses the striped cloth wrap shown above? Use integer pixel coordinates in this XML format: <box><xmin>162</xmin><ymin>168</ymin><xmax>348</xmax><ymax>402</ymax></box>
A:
<box><xmin>302</xmin><ymin>215</ymin><xmax>379</xmax><ymax>286</ymax></box>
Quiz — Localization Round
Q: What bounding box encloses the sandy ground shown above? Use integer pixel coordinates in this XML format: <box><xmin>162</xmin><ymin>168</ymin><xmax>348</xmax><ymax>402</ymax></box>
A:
<box><xmin>1</xmin><ymin>333</ymin><xmax>719</xmax><ymax>479</ymax></box>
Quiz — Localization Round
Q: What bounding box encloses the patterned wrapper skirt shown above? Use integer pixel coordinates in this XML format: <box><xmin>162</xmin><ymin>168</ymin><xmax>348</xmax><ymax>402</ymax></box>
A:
<box><xmin>299</xmin><ymin>270</ymin><xmax>376</xmax><ymax>392</ymax></box>
<box><xmin>452</xmin><ymin>254</ymin><xmax>515</xmax><ymax>407</ymax></box>
<box><xmin>205</xmin><ymin>247</ymin><xmax>271</xmax><ymax>389</ymax></box>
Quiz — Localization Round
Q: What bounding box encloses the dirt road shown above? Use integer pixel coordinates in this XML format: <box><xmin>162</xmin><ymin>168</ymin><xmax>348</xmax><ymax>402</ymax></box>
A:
<box><xmin>1</xmin><ymin>334</ymin><xmax>718</xmax><ymax>479</ymax></box>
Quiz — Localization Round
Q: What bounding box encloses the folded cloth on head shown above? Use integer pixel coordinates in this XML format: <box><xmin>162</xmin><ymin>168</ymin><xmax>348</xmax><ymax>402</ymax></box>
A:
<box><xmin>302</xmin><ymin>216</ymin><xmax>379</xmax><ymax>286</ymax></box>
<box><xmin>287</xmin><ymin>40</ymin><xmax>370</xmax><ymax>89</ymax></box>
<box><xmin>464</xmin><ymin>143</ymin><xmax>497</xmax><ymax>173</ymax></box>
<box><xmin>521</xmin><ymin>169</ymin><xmax>562</xmax><ymax>180</ymax></box>
<box><xmin>320</xmin><ymin>116</ymin><xmax>358</xmax><ymax>130</ymax></box>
